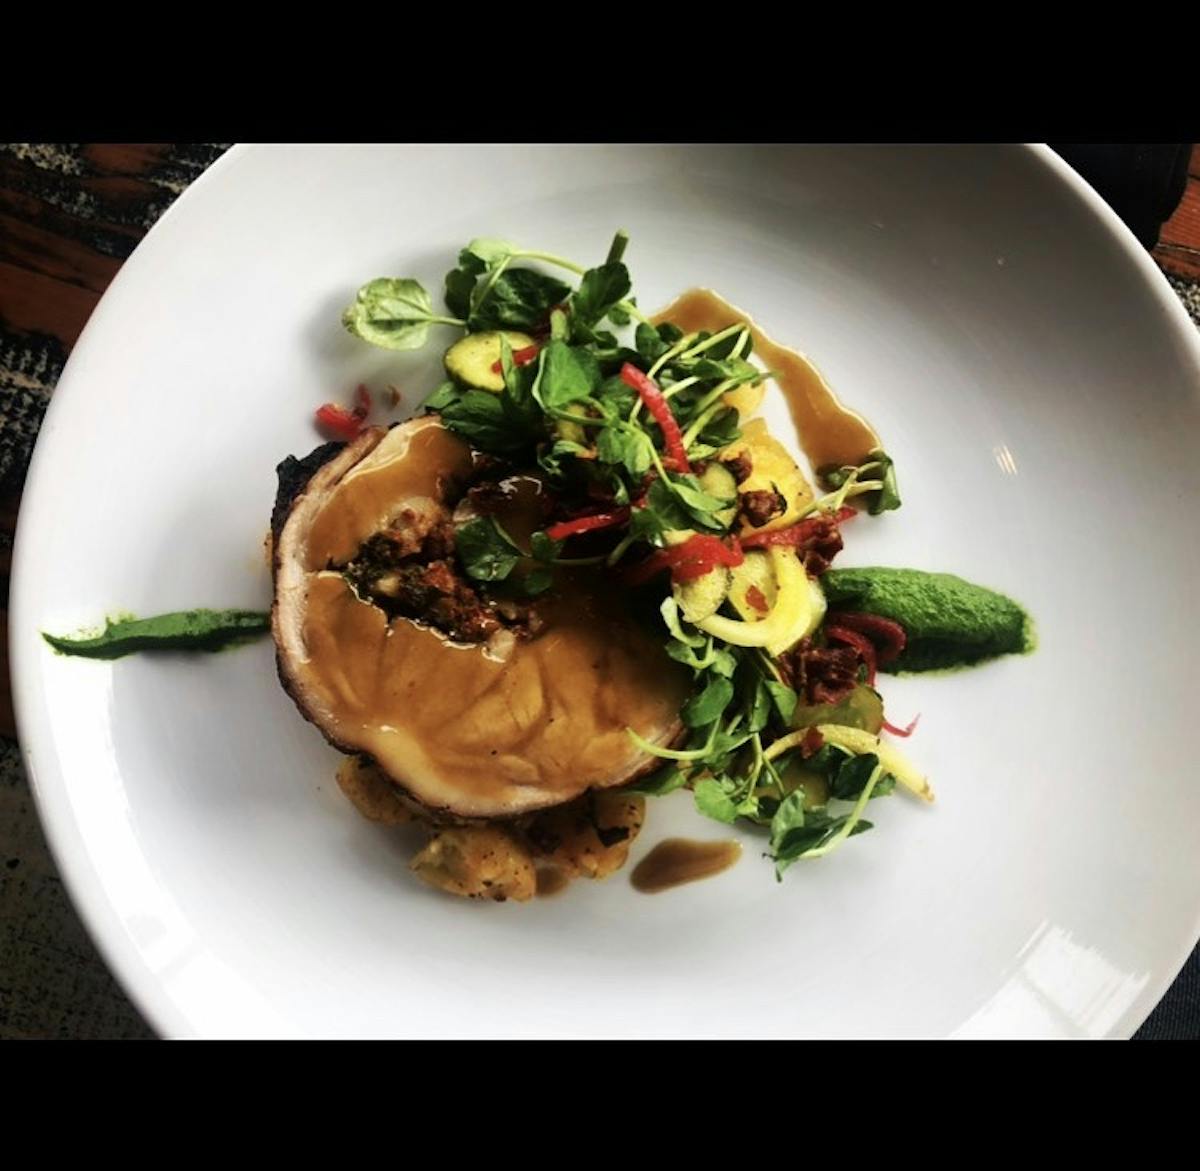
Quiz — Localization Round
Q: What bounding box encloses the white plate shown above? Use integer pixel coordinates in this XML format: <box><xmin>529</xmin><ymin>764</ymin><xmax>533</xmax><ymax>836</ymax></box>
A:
<box><xmin>12</xmin><ymin>144</ymin><xmax>1200</xmax><ymax>1039</ymax></box>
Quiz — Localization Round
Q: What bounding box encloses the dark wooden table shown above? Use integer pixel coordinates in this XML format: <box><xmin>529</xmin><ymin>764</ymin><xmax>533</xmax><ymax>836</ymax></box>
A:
<box><xmin>1</xmin><ymin>143</ymin><xmax>1197</xmax><ymax>1039</ymax></box>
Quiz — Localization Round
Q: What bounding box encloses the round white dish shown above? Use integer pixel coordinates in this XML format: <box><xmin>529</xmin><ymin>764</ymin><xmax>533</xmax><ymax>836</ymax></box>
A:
<box><xmin>11</xmin><ymin>143</ymin><xmax>1200</xmax><ymax>1038</ymax></box>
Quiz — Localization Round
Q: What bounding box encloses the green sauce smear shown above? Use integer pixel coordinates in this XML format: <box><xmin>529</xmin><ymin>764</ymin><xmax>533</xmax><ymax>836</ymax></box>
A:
<box><xmin>820</xmin><ymin>567</ymin><xmax>1036</xmax><ymax>673</ymax></box>
<box><xmin>42</xmin><ymin>609</ymin><xmax>271</xmax><ymax>661</ymax></box>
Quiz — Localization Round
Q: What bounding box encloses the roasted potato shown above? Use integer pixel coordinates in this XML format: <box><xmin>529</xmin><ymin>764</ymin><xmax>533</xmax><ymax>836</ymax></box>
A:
<box><xmin>524</xmin><ymin>791</ymin><xmax>646</xmax><ymax>880</ymax></box>
<box><xmin>336</xmin><ymin>756</ymin><xmax>419</xmax><ymax>825</ymax></box>
<box><xmin>411</xmin><ymin>826</ymin><xmax>536</xmax><ymax>902</ymax></box>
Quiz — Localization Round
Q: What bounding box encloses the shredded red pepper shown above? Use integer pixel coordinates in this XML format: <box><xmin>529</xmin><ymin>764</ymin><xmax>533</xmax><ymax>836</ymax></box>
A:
<box><xmin>825</xmin><ymin>625</ymin><xmax>877</xmax><ymax>686</ymax></box>
<box><xmin>826</xmin><ymin>611</ymin><xmax>906</xmax><ymax>665</ymax></box>
<box><xmin>619</xmin><ymin>363</ymin><xmax>691</xmax><ymax>474</ymax></box>
<box><xmin>745</xmin><ymin>584</ymin><xmax>769</xmax><ymax>614</ymax></box>
<box><xmin>544</xmin><ymin>508</ymin><xmax>631</xmax><ymax>542</ymax></box>
<box><xmin>740</xmin><ymin>507</ymin><xmax>856</xmax><ymax>550</ymax></box>
<box><xmin>490</xmin><ymin>345</ymin><xmax>540</xmax><ymax>374</ymax></box>
<box><xmin>315</xmin><ymin>402</ymin><xmax>365</xmax><ymax>441</ymax></box>
<box><xmin>315</xmin><ymin>384</ymin><xmax>373</xmax><ymax>441</ymax></box>
<box><xmin>625</xmin><ymin>533</ymin><xmax>743</xmax><ymax>586</ymax></box>
<box><xmin>800</xmin><ymin>728</ymin><xmax>825</xmax><ymax>758</ymax></box>
<box><xmin>881</xmin><ymin>714</ymin><xmax>921</xmax><ymax>738</ymax></box>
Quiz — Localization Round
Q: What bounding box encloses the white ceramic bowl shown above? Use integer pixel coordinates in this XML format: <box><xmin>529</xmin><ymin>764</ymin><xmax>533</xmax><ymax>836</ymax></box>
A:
<box><xmin>11</xmin><ymin>144</ymin><xmax>1200</xmax><ymax>1038</ymax></box>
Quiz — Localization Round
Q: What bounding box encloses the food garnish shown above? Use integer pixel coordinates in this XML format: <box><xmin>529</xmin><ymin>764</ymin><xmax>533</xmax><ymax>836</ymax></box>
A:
<box><xmin>43</xmin><ymin>609</ymin><xmax>270</xmax><ymax>660</ymax></box>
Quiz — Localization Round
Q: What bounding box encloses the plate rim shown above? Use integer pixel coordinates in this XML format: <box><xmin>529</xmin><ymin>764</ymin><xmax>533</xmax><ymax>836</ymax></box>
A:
<box><xmin>10</xmin><ymin>143</ymin><xmax>1200</xmax><ymax>1039</ymax></box>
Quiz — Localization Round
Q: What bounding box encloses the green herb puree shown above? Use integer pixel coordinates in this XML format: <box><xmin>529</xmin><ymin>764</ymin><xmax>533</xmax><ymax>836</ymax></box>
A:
<box><xmin>42</xmin><ymin>609</ymin><xmax>271</xmax><ymax>660</ymax></box>
<box><xmin>821</xmin><ymin>567</ymin><xmax>1035</xmax><ymax>673</ymax></box>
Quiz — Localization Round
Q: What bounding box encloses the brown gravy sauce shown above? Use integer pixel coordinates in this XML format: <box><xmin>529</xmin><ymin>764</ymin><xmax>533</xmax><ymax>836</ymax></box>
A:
<box><xmin>653</xmin><ymin>288</ymin><xmax>880</xmax><ymax>472</ymax></box>
<box><xmin>298</xmin><ymin>419</ymin><xmax>691</xmax><ymax>814</ymax></box>
<box><xmin>631</xmin><ymin>838</ymin><xmax>743</xmax><ymax>893</ymax></box>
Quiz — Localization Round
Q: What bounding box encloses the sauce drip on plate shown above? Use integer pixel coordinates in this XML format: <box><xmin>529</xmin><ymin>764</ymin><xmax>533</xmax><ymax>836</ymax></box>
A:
<box><xmin>630</xmin><ymin>838</ymin><xmax>743</xmax><ymax>893</ymax></box>
<box><xmin>653</xmin><ymin>288</ymin><xmax>880</xmax><ymax>471</ymax></box>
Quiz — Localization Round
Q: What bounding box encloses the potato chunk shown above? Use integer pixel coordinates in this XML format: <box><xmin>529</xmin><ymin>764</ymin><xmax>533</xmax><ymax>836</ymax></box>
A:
<box><xmin>525</xmin><ymin>791</ymin><xmax>646</xmax><ymax>880</ymax></box>
<box><xmin>336</xmin><ymin>756</ymin><xmax>419</xmax><ymax>825</ymax></box>
<box><xmin>724</xmin><ymin>418</ymin><xmax>815</xmax><ymax>534</ymax></box>
<box><xmin>411</xmin><ymin>826</ymin><xmax>536</xmax><ymax>902</ymax></box>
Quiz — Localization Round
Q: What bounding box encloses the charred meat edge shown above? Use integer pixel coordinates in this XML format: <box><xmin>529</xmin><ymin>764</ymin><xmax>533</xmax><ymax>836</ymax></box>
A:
<box><xmin>270</xmin><ymin>423</ymin><xmax>682</xmax><ymax>826</ymax></box>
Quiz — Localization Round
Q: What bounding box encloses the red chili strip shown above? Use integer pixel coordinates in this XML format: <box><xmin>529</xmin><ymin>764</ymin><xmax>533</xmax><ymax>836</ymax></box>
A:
<box><xmin>739</xmin><ymin>507</ymin><xmax>855</xmax><ymax>550</ymax></box>
<box><xmin>490</xmin><ymin>345</ymin><xmax>540</xmax><ymax>374</ymax></box>
<box><xmin>315</xmin><ymin>402</ymin><xmax>365</xmax><ymax>441</ymax></box>
<box><xmin>624</xmin><ymin>533</ymin><xmax>743</xmax><ymax>587</ymax></box>
<box><xmin>619</xmin><ymin>363</ymin><xmax>691</xmax><ymax>473</ymax></box>
<box><xmin>316</xmin><ymin>384</ymin><xmax>374</xmax><ymax>441</ymax></box>
<box><xmin>881</xmin><ymin>714</ymin><xmax>921</xmax><ymax>738</ymax></box>
<box><xmin>825</xmin><ymin>625</ymin><xmax>877</xmax><ymax>687</ymax></box>
<box><xmin>544</xmin><ymin>507</ymin><xmax>631</xmax><ymax>542</ymax></box>
<box><xmin>827</xmin><ymin>611</ymin><xmax>906</xmax><ymax>665</ymax></box>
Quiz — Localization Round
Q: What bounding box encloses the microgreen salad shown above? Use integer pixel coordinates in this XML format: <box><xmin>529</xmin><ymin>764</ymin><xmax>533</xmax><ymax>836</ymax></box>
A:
<box><xmin>333</xmin><ymin>229</ymin><xmax>1035</xmax><ymax>879</ymax></box>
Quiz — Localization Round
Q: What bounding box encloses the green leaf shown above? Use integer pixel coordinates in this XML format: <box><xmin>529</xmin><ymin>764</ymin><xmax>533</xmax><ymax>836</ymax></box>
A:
<box><xmin>818</xmin><ymin>451</ymin><xmax>902</xmax><ymax>515</ymax></box>
<box><xmin>695</xmin><ymin>406</ymin><xmax>741</xmax><ymax>449</ymax></box>
<box><xmin>635</xmin><ymin>322</ymin><xmax>670</xmax><ymax>363</ymax></box>
<box><xmin>595</xmin><ymin>373</ymin><xmax>638</xmax><ymax>416</ymax></box>
<box><xmin>342</xmin><ymin>278</ymin><xmax>458</xmax><ymax>352</ymax></box>
<box><xmin>868</xmin><ymin>450</ymin><xmax>902</xmax><ymax>514</ymax></box>
<box><xmin>628</xmin><ymin>503</ymin><xmax>667</xmax><ymax>546</ymax></box>
<box><xmin>765</xmin><ymin>681</ymin><xmax>799</xmax><ymax>723</ymax></box>
<box><xmin>441</xmin><ymin>390</ymin><xmax>528</xmax><ymax>455</ymax></box>
<box><xmin>596</xmin><ymin>425</ymin><xmax>651</xmax><ymax>477</ymax></box>
<box><xmin>462</xmin><ymin>237</ymin><xmax>520</xmax><ymax>266</ymax></box>
<box><xmin>668</xmin><ymin>473</ymin><xmax>736</xmax><ymax>531</ymax></box>
<box><xmin>773</xmin><ymin>813</ymin><xmax>874</xmax><ymax>876</ymax></box>
<box><xmin>644</xmin><ymin>478</ymin><xmax>695</xmax><ymax>532</ymax></box>
<box><xmin>444</xmin><ymin>267</ymin><xmax>479</xmax><ymax>320</ymax></box>
<box><xmin>626</xmin><ymin>763</ymin><xmax>690</xmax><ymax>797</ymax></box>
<box><xmin>804</xmin><ymin>744</ymin><xmax>854</xmax><ymax>778</ymax></box>
<box><xmin>682</xmin><ymin>677</ymin><xmax>735</xmax><ymax>728</ymax></box>
<box><xmin>666</xmin><ymin>638</ymin><xmax>709</xmax><ymax>669</ymax></box>
<box><xmin>571</xmin><ymin>262</ymin><xmax>631</xmax><ymax>327</ymax></box>
<box><xmin>768</xmin><ymin>790</ymin><xmax>808</xmax><ymax>854</ymax></box>
<box><xmin>422</xmin><ymin>380</ymin><xmax>461</xmax><ymax>412</ymax></box>
<box><xmin>670</xmin><ymin>474</ymin><xmax>732</xmax><ymax>514</ymax></box>
<box><xmin>698</xmin><ymin>328</ymin><xmax>747</xmax><ymax>361</ymax></box>
<box><xmin>529</xmin><ymin>531</ymin><xmax>564</xmax><ymax>563</ymax></box>
<box><xmin>709</xmin><ymin>647</ymin><xmax>739</xmax><ymax>678</ymax></box>
<box><xmin>537</xmin><ymin>439</ymin><xmax>589</xmax><ymax>480</ymax></box>
<box><xmin>828</xmin><ymin>752</ymin><xmax>882</xmax><ymax>800</ymax></box>
<box><xmin>694</xmin><ymin>777</ymin><xmax>740</xmax><ymax>824</ymax></box>
<box><xmin>471</xmin><ymin>268</ymin><xmax>572</xmax><ymax>332</ymax></box>
<box><xmin>745</xmin><ymin>678</ymin><xmax>772</xmax><ymax>734</ymax></box>
<box><xmin>536</xmin><ymin>341</ymin><xmax>601</xmax><ymax>408</ymax></box>
<box><xmin>455</xmin><ymin>517</ymin><xmax>520</xmax><ymax>582</ymax></box>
